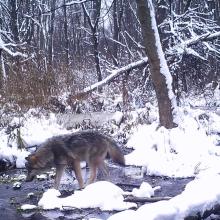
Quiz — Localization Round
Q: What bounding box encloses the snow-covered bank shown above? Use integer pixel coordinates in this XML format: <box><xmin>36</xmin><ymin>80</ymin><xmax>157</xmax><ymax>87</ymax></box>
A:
<box><xmin>126</xmin><ymin>107</ymin><xmax>220</xmax><ymax>178</ymax></box>
<box><xmin>0</xmin><ymin>111</ymin><xmax>73</xmax><ymax>167</ymax></box>
<box><xmin>109</xmin><ymin>174</ymin><xmax>220</xmax><ymax>220</ymax></box>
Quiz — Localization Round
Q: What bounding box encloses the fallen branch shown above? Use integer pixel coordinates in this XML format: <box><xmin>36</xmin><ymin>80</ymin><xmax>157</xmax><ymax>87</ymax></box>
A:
<box><xmin>186</xmin><ymin>31</ymin><xmax>220</xmax><ymax>47</ymax></box>
<box><xmin>124</xmin><ymin>195</ymin><xmax>172</xmax><ymax>203</ymax></box>
<box><xmin>82</xmin><ymin>57</ymin><xmax>148</xmax><ymax>93</ymax></box>
<box><xmin>116</xmin><ymin>182</ymin><xmax>141</xmax><ymax>188</ymax></box>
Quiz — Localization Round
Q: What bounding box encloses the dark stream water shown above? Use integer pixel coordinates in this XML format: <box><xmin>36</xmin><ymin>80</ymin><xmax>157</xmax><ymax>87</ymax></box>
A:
<box><xmin>0</xmin><ymin>165</ymin><xmax>194</xmax><ymax>220</ymax></box>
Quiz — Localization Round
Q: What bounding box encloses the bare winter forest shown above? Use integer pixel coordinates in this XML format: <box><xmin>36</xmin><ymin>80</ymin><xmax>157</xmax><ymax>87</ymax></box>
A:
<box><xmin>0</xmin><ymin>0</ymin><xmax>220</xmax><ymax>118</ymax></box>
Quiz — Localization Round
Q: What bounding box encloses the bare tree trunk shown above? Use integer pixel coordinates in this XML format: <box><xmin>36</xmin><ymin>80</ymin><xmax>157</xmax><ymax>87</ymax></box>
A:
<box><xmin>216</xmin><ymin>0</ymin><xmax>220</xmax><ymax>25</ymax></box>
<box><xmin>9</xmin><ymin>0</ymin><xmax>19</xmax><ymax>42</ymax></box>
<box><xmin>82</xmin><ymin>1</ymin><xmax>102</xmax><ymax>84</ymax></box>
<box><xmin>112</xmin><ymin>0</ymin><xmax>123</xmax><ymax>66</ymax></box>
<box><xmin>37</xmin><ymin>0</ymin><xmax>48</xmax><ymax>73</ymax></box>
<box><xmin>112</xmin><ymin>0</ymin><xmax>119</xmax><ymax>66</ymax></box>
<box><xmin>48</xmin><ymin>0</ymin><xmax>56</xmax><ymax>68</ymax></box>
<box><xmin>24</xmin><ymin>0</ymin><xmax>35</xmax><ymax>44</ymax></box>
<box><xmin>0</xmin><ymin>49</ymin><xmax>3</xmax><ymax>88</ymax></box>
<box><xmin>184</xmin><ymin>0</ymin><xmax>192</xmax><ymax>12</ymax></box>
<box><xmin>63</xmin><ymin>0</ymin><xmax>69</xmax><ymax>66</ymax></box>
<box><xmin>136</xmin><ymin>0</ymin><xmax>177</xmax><ymax>129</ymax></box>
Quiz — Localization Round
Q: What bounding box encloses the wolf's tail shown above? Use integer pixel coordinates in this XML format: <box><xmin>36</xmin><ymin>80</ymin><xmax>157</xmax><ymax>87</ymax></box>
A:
<box><xmin>107</xmin><ymin>138</ymin><xmax>125</xmax><ymax>166</ymax></box>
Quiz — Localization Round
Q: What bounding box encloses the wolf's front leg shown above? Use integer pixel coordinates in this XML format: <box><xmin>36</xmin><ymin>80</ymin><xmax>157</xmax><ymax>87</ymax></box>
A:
<box><xmin>54</xmin><ymin>164</ymin><xmax>66</xmax><ymax>190</ymax></box>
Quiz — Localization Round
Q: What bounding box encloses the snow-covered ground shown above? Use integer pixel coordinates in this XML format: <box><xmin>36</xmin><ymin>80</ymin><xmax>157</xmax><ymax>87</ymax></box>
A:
<box><xmin>108</xmin><ymin>174</ymin><xmax>220</xmax><ymax>220</ymax></box>
<box><xmin>1</xmin><ymin>103</ymin><xmax>220</xmax><ymax>219</ymax></box>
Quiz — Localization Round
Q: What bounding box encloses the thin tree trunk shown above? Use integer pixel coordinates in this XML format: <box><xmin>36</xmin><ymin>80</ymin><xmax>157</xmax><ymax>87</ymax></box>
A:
<box><xmin>0</xmin><ymin>49</ymin><xmax>2</xmax><ymax>88</ymax></box>
<box><xmin>63</xmin><ymin>0</ymin><xmax>69</xmax><ymax>65</ymax></box>
<box><xmin>112</xmin><ymin>0</ymin><xmax>122</xmax><ymax>66</ymax></box>
<box><xmin>48</xmin><ymin>0</ymin><xmax>56</xmax><ymax>68</ymax></box>
<box><xmin>82</xmin><ymin>1</ymin><xmax>102</xmax><ymax>84</ymax></box>
<box><xmin>184</xmin><ymin>0</ymin><xmax>192</xmax><ymax>12</ymax></box>
<box><xmin>9</xmin><ymin>0</ymin><xmax>19</xmax><ymax>42</ymax></box>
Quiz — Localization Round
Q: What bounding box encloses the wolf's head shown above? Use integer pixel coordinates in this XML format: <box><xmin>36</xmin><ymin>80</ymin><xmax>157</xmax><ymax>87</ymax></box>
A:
<box><xmin>25</xmin><ymin>154</ymin><xmax>50</xmax><ymax>182</ymax></box>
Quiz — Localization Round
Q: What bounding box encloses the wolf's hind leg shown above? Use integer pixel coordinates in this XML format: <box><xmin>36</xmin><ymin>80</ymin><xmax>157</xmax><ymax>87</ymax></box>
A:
<box><xmin>87</xmin><ymin>163</ymin><xmax>97</xmax><ymax>185</ymax></box>
<box><xmin>55</xmin><ymin>164</ymin><xmax>66</xmax><ymax>190</ymax></box>
<box><xmin>99</xmin><ymin>160</ymin><xmax>109</xmax><ymax>179</ymax></box>
<box><xmin>87</xmin><ymin>156</ymin><xmax>106</xmax><ymax>185</ymax></box>
<box><xmin>72</xmin><ymin>160</ymin><xmax>84</xmax><ymax>189</ymax></box>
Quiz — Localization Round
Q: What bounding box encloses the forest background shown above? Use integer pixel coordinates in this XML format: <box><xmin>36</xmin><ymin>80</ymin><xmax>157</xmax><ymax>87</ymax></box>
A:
<box><xmin>0</xmin><ymin>0</ymin><xmax>220</xmax><ymax>124</ymax></box>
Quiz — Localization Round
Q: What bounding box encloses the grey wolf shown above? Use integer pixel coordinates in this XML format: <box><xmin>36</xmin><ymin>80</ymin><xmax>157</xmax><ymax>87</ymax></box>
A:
<box><xmin>25</xmin><ymin>130</ymin><xmax>125</xmax><ymax>189</ymax></box>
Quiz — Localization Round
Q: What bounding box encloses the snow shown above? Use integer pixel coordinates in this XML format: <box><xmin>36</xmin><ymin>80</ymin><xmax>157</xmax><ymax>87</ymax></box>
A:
<box><xmin>20</xmin><ymin>112</ymin><xmax>72</xmax><ymax>147</ymax></box>
<box><xmin>38</xmin><ymin>181</ymin><xmax>137</xmax><ymax>211</ymax></box>
<box><xmin>111</xmin><ymin>111</ymin><xmax>123</xmax><ymax>125</ymax></box>
<box><xmin>0</xmin><ymin>110</ymin><xmax>72</xmax><ymax>167</ymax></box>
<box><xmin>0</xmin><ymin>35</ymin><xmax>27</xmax><ymax>58</ymax></box>
<box><xmin>109</xmin><ymin>174</ymin><xmax>220</xmax><ymax>220</ymax></box>
<box><xmin>125</xmin><ymin>108</ymin><xmax>220</xmax><ymax>178</ymax></box>
<box><xmin>20</xmin><ymin>204</ymin><xmax>37</xmax><ymax>210</ymax></box>
<box><xmin>0</xmin><ymin>134</ymin><xmax>29</xmax><ymax>168</ymax></box>
<box><xmin>65</xmin><ymin>0</ymin><xmax>87</xmax><ymax>6</ymax></box>
<box><xmin>1</xmin><ymin>101</ymin><xmax>220</xmax><ymax>218</ymax></box>
<box><xmin>127</xmin><ymin>182</ymin><xmax>160</xmax><ymax>198</ymax></box>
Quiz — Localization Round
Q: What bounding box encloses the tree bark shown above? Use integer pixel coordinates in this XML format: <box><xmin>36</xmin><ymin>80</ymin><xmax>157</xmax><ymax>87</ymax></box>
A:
<box><xmin>48</xmin><ymin>0</ymin><xmax>56</xmax><ymax>68</ymax></box>
<box><xmin>63</xmin><ymin>0</ymin><xmax>69</xmax><ymax>66</ymax></box>
<box><xmin>136</xmin><ymin>0</ymin><xmax>177</xmax><ymax>129</ymax></box>
<box><xmin>82</xmin><ymin>1</ymin><xmax>102</xmax><ymax>84</ymax></box>
<box><xmin>184</xmin><ymin>0</ymin><xmax>192</xmax><ymax>13</ymax></box>
<box><xmin>9</xmin><ymin>0</ymin><xmax>19</xmax><ymax>42</ymax></box>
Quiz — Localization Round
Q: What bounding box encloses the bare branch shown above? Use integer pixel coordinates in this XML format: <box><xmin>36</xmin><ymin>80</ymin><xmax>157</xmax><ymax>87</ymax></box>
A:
<box><xmin>82</xmin><ymin>2</ymin><xmax>94</xmax><ymax>30</ymax></box>
<box><xmin>186</xmin><ymin>32</ymin><xmax>220</xmax><ymax>47</ymax></box>
<box><xmin>82</xmin><ymin>57</ymin><xmax>148</xmax><ymax>93</ymax></box>
<box><xmin>41</xmin><ymin>0</ymin><xmax>88</xmax><ymax>15</ymax></box>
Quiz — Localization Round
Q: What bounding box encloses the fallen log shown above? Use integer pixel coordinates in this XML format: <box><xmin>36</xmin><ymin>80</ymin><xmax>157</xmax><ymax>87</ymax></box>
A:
<box><xmin>124</xmin><ymin>195</ymin><xmax>172</xmax><ymax>203</ymax></box>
